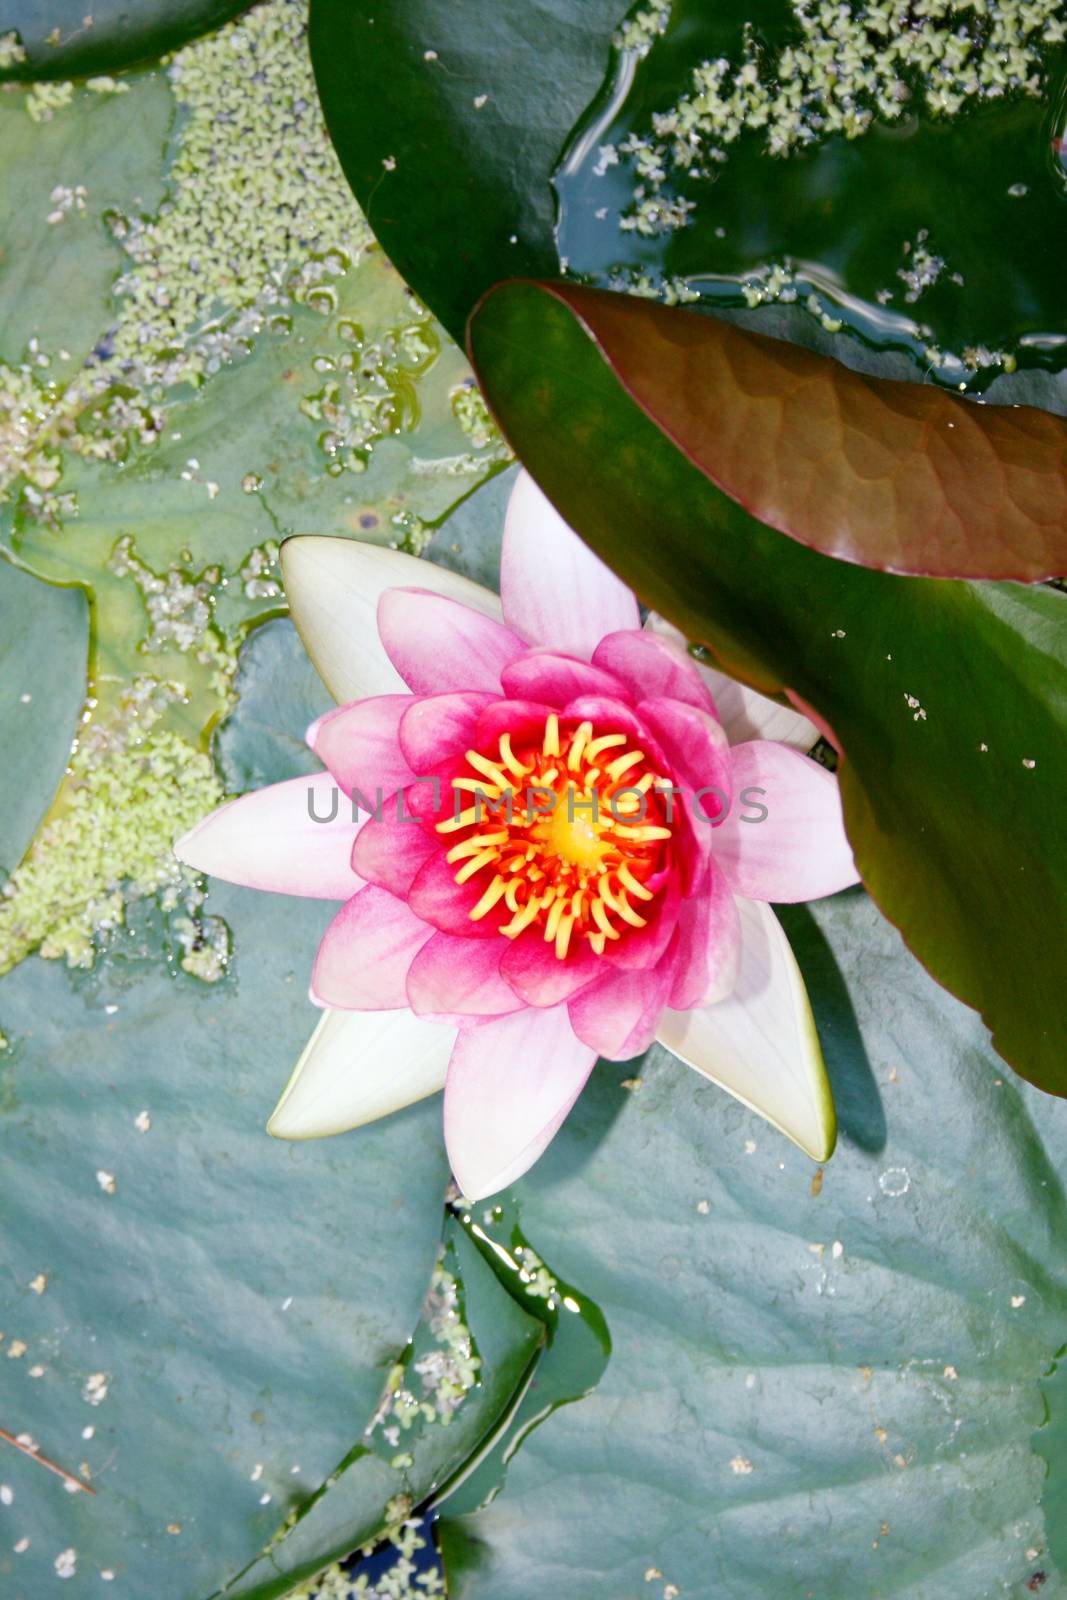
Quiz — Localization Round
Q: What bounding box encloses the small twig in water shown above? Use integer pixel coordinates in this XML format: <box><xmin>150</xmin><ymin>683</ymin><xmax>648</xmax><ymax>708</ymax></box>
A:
<box><xmin>0</xmin><ymin>1426</ymin><xmax>96</xmax><ymax>1495</ymax></box>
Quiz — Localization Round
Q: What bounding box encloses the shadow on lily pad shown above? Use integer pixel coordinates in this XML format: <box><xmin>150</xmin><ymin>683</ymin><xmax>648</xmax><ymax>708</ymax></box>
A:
<box><xmin>777</xmin><ymin>891</ymin><xmax>887</xmax><ymax>1155</ymax></box>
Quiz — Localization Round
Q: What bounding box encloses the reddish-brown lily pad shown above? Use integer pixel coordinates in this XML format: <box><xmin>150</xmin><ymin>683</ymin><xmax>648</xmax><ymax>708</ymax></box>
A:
<box><xmin>558</xmin><ymin>287</ymin><xmax>1067</xmax><ymax>581</ymax></box>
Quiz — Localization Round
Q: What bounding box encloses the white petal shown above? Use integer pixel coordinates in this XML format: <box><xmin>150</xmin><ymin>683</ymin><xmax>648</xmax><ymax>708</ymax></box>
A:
<box><xmin>646</xmin><ymin>613</ymin><xmax>819</xmax><ymax>752</ymax></box>
<box><xmin>173</xmin><ymin>773</ymin><xmax>363</xmax><ymax>900</ymax></box>
<box><xmin>656</xmin><ymin>898</ymin><xmax>836</xmax><ymax>1161</ymax></box>
<box><xmin>502</xmin><ymin>469</ymin><xmax>639</xmax><ymax>657</ymax></box>
<box><xmin>267</xmin><ymin>1007</ymin><xmax>454</xmax><ymax>1139</ymax></box>
<box><xmin>280</xmin><ymin>536</ymin><xmax>504</xmax><ymax>704</ymax></box>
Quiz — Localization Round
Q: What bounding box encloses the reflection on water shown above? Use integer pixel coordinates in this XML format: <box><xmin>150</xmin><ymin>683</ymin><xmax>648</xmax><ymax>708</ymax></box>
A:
<box><xmin>554</xmin><ymin>0</ymin><xmax>1067</xmax><ymax>390</ymax></box>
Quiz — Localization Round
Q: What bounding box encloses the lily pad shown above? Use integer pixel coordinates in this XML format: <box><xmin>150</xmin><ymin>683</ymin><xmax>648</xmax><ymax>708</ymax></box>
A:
<box><xmin>467</xmin><ymin>278</ymin><xmax>1067</xmax><ymax>1097</ymax></box>
<box><xmin>0</xmin><ymin>12</ymin><xmax>505</xmax><ymax>978</ymax></box>
<box><xmin>0</xmin><ymin>560</ymin><xmax>87</xmax><ymax>874</ymax></box>
<box><xmin>214</xmin><ymin>618</ymin><xmax>326</xmax><ymax>796</ymax></box>
<box><xmin>310</xmin><ymin>0</ymin><xmax>1067</xmax><ymax>399</ymax></box>
<box><xmin>438</xmin><ymin>890</ymin><xmax>1067</xmax><ymax>1597</ymax></box>
<box><xmin>0</xmin><ymin>880</ymin><xmax>448</xmax><ymax>1598</ymax></box>
<box><xmin>0</xmin><ymin>0</ymin><xmax>251</xmax><ymax>82</ymax></box>
<box><xmin>555</xmin><ymin>0</ymin><xmax>1067</xmax><ymax>392</ymax></box>
<box><xmin>307</xmin><ymin>0</ymin><xmax>628</xmax><ymax>344</ymax></box>
<box><xmin>215</xmin><ymin>1223</ymin><xmax>544</xmax><ymax>1600</ymax></box>
<box><xmin>1038</xmin><ymin>1352</ymin><xmax>1067</xmax><ymax>1578</ymax></box>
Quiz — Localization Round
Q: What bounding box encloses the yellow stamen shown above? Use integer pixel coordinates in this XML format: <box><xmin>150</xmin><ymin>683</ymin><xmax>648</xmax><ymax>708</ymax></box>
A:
<box><xmin>497</xmin><ymin>732</ymin><xmax>529</xmax><ymax>779</ymax></box>
<box><xmin>436</xmin><ymin>806</ymin><xmax>484</xmax><ymax>834</ymax></box>
<box><xmin>601</xmin><ymin>882</ymin><xmax>647</xmax><ymax>928</ymax></box>
<box><xmin>500</xmin><ymin>897</ymin><xmax>541</xmax><ymax>938</ymax></box>
<box><xmin>445</xmin><ymin>831</ymin><xmax>509</xmax><ymax>864</ymax></box>
<box><xmin>544</xmin><ymin>895</ymin><xmax>567</xmax><ymax>941</ymax></box>
<box><xmin>452</xmin><ymin>776</ymin><xmax>502</xmax><ymax>797</ymax></box>
<box><xmin>567</xmin><ymin>720</ymin><xmax>594</xmax><ymax>770</ymax></box>
<box><xmin>585</xmin><ymin>732</ymin><xmax>628</xmax><ymax>761</ymax></box>
<box><xmin>618</xmin><ymin>863</ymin><xmax>655</xmax><ymax>901</ymax></box>
<box><xmin>605</xmin><ymin>749</ymin><xmax>644</xmax><ymax>782</ymax></box>
<box><xmin>445</xmin><ymin>711</ymin><xmax>672</xmax><ymax>957</ymax></box>
<box><xmin>469</xmin><ymin>875</ymin><xmax>508</xmax><ymax>920</ymax></box>
<box><xmin>465</xmin><ymin>750</ymin><xmax>510</xmax><ymax>786</ymax></box>
<box><xmin>455</xmin><ymin>847</ymin><xmax>500</xmax><ymax>884</ymax></box>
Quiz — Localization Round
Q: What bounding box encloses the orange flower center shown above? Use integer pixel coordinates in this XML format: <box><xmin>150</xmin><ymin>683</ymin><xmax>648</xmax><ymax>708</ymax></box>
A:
<box><xmin>435</xmin><ymin>713</ymin><xmax>672</xmax><ymax>959</ymax></box>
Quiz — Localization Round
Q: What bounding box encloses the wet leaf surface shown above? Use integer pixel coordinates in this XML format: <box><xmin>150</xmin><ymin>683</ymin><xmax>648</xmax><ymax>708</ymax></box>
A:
<box><xmin>439</xmin><ymin>890</ymin><xmax>1067</xmax><ymax>1599</ymax></box>
<box><xmin>0</xmin><ymin>560</ymin><xmax>87</xmax><ymax>874</ymax></box>
<box><xmin>0</xmin><ymin>0</ymin><xmax>251</xmax><ymax>82</ymax></box>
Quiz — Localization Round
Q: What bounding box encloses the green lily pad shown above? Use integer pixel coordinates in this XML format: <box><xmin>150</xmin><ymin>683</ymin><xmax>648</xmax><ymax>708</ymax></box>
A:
<box><xmin>438</xmin><ymin>889</ymin><xmax>1067</xmax><ymax>1597</ymax></box>
<box><xmin>0</xmin><ymin>0</ymin><xmax>251</xmax><ymax>83</ymax></box>
<box><xmin>307</xmin><ymin>0</ymin><xmax>628</xmax><ymax>344</ymax></box>
<box><xmin>1038</xmin><ymin>1352</ymin><xmax>1067</xmax><ymax>1578</ymax></box>
<box><xmin>214</xmin><ymin>618</ymin><xmax>326</xmax><ymax>796</ymax></box>
<box><xmin>0</xmin><ymin>73</ymin><xmax>171</xmax><ymax>367</ymax></box>
<box><xmin>215</xmin><ymin>1223</ymin><xmax>544</xmax><ymax>1600</ymax></box>
<box><xmin>310</xmin><ymin>0</ymin><xmax>1067</xmax><ymax>398</ymax></box>
<box><xmin>468</xmin><ymin>278</ymin><xmax>1067</xmax><ymax>1097</ymax></box>
<box><xmin>0</xmin><ymin>880</ymin><xmax>448</xmax><ymax>1597</ymax></box>
<box><xmin>0</xmin><ymin>11</ymin><xmax>505</xmax><ymax>978</ymax></box>
<box><xmin>555</xmin><ymin>0</ymin><xmax>1067</xmax><ymax>392</ymax></box>
<box><xmin>0</xmin><ymin>561</ymin><xmax>87</xmax><ymax>874</ymax></box>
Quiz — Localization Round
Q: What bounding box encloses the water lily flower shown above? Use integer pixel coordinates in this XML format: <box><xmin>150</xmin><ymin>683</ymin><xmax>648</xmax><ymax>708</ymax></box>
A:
<box><xmin>176</xmin><ymin>470</ymin><xmax>858</xmax><ymax>1199</ymax></box>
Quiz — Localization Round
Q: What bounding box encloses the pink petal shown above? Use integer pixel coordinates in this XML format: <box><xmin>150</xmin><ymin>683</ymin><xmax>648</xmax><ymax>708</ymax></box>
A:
<box><xmin>407</xmin><ymin>932</ymin><xmax>522</xmax><ymax>1019</ymax></box>
<box><xmin>668</xmin><ymin>870</ymin><xmax>742</xmax><ymax>1010</ymax></box>
<box><xmin>714</xmin><ymin>742</ymin><xmax>859</xmax><ymax>903</ymax></box>
<box><xmin>636</xmin><ymin>697</ymin><xmax>730</xmax><ymax>891</ymax></box>
<box><xmin>636</xmin><ymin>696</ymin><xmax>732</xmax><ymax>819</ymax></box>
<box><xmin>311</xmin><ymin>884</ymin><xmax>433</xmax><ymax>1009</ymax></box>
<box><xmin>399</xmin><ymin>759</ymin><xmax>458</xmax><ymax>839</ymax></box>
<box><xmin>308</xmin><ymin>696</ymin><xmax>415</xmax><ymax>800</ymax></box>
<box><xmin>561</xmin><ymin>695</ymin><xmax>663</xmax><ymax>757</ymax></box>
<box><xmin>174</xmin><ymin>774</ymin><xmax>363</xmax><ymax>900</ymax></box>
<box><xmin>593</xmin><ymin>630</ymin><xmax>716</xmax><ymax>714</ymax></box>
<box><xmin>568</xmin><ymin>956</ymin><xmax>674</xmax><ymax>1060</ymax></box>
<box><xmin>407</xmin><ymin>851</ymin><xmax>505</xmax><ymax>939</ymax></box>
<box><xmin>474</xmin><ymin>698</ymin><xmax>558</xmax><ymax>753</ymax></box>
<box><xmin>501</xmin><ymin>651</ymin><xmax>628</xmax><ymax>707</ymax></box>
<box><xmin>399</xmin><ymin>692</ymin><xmax>496</xmax><ymax>771</ymax></box>
<box><xmin>443</xmin><ymin>1004</ymin><xmax>597</xmax><ymax>1198</ymax></box>
<box><xmin>501</xmin><ymin>469</ymin><xmax>639</xmax><ymax>658</ymax></box>
<box><xmin>499</xmin><ymin>935</ymin><xmax>604</xmax><ymax>1007</ymax></box>
<box><xmin>377</xmin><ymin>588</ymin><xmax>526</xmax><ymax>695</ymax></box>
<box><xmin>352</xmin><ymin>799</ymin><xmax>436</xmax><ymax>897</ymax></box>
